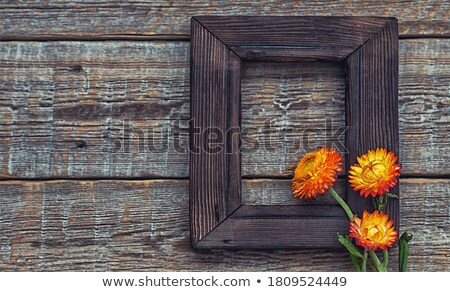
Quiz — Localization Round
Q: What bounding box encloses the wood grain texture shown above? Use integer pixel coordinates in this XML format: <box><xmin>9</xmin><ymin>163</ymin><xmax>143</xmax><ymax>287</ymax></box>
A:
<box><xmin>195</xmin><ymin>209</ymin><xmax>349</xmax><ymax>249</ymax></box>
<box><xmin>190</xmin><ymin>16</ymin><xmax>398</xmax><ymax>249</ymax></box>
<box><xmin>1</xmin><ymin>1</ymin><xmax>449</xmax><ymax>39</ymax></box>
<box><xmin>0</xmin><ymin>42</ymin><xmax>190</xmax><ymax>178</ymax></box>
<box><xmin>190</xmin><ymin>19</ymin><xmax>241</xmax><ymax>246</ymax></box>
<box><xmin>0</xmin><ymin>179</ymin><xmax>448</xmax><ymax>271</ymax></box>
<box><xmin>0</xmin><ymin>1</ymin><xmax>447</xmax><ymax>272</ymax></box>
<box><xmin>345</xmin><ymin>18</ymin><xmax>399</xmax><ymax>229</ymax></box>
<box><xmin>0</xmin><ymin>39</ymin><xmax>449</xmax><ymax>179</ymax></box>
<box><xmin>194</xmin><ymin>16</ymin><xmax>391</xmax><ymax>61</ymax></box>
<box><xmin>242</xmin><ymin>179</ymin><xmax>347</xmax><ymax>205</ymax></box>
<box><xmin>241</xmin><ymin>62</ymin><xmax>347</xmax><ymax>174</ymax></box>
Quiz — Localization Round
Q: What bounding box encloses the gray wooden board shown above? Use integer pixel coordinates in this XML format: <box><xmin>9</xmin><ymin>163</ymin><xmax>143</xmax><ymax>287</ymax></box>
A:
<box><xmin>0</xmin><ymin>40</ymin><xmax>448</xmax><ymax>178</ymax></box>
<box><xmin>1</xmin><ymin>1</ymin><xmax>449</xmax><ymax>39</ymax></box>
<box><xmin>0</xmin><ymin>178</ymin><xmax>448</xmax><ymax>271</ymax></box>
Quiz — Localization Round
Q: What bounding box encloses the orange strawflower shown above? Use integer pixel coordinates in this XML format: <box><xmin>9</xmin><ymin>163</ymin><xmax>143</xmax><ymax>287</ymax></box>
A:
<box><xmin>348</xmin><ymin>148</ymin><xmax>401</xmax><ymax>198</ymax></box>
<box><xmin>292</xmin><ymin>147</ymin><xmax>343</xmax><ymax>200</ymax></box>
<box><xmin>349</xmin><ymin>210</ymin><xmax>398</xmax><ymax>251</ymax></box>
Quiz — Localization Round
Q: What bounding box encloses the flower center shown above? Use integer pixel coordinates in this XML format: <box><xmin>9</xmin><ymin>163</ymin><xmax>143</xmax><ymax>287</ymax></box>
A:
<box><xmin>366</xmin><ymin>226</ymin><xmax>381</xmax><ymax>241</ymax></box>
<box><xmin>299</xmin><ymin>154</ymin><xmax>317</xmax><ymax>175</ymax></box>
<box><xmin>361</xmin><ymin>161</ymin><xmax>386</xmax><ymax>183</ymax></box>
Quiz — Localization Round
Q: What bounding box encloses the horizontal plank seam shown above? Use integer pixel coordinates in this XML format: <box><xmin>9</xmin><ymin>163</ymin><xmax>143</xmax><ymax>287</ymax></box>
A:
<box><xmin>0</xmin><ymin>179</ymin><xmax>191</xmax><ymax>185</ymax></box>
<box><xmin>0</xmin><ymin>176</ymin><xmax>189</xmax><ymax>182</ymax></box>
<box><xmin>0</xmin><ymin>175</ymin><xmax>449</xmax><ymax>182</ymax></box>
<box><xmin>1</xmin><ymin>35</ymin><xmax>449</xmax><ymax>42</ymax></box>
<box><xmin>0</xmin><ymin>35</ymin><xmax>191</xmax><ymax>42</ymax></box>
<box><xmin>399</xmin><ymin>34</ymin><xmax>450</xmax><ymax>39</ymax></box>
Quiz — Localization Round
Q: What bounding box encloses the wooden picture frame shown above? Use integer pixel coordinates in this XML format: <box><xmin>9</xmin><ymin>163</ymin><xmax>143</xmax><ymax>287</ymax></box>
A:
<box><xmin>190</xmin><ymin>16</ymin><xmax>398</xmax><ymax>249</ymax></box>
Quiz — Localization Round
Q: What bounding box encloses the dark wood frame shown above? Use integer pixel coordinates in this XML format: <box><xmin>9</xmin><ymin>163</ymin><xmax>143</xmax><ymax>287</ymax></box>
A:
<box><xmin>190</xmin><ymin>16</ymin><xmax>398</xmax><ymax>249</ymax></box>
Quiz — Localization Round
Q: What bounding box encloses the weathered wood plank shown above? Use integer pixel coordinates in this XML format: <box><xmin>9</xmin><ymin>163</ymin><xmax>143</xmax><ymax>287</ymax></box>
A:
<box><xmin>0</xmin><ymin>42</ymin><xmax>190</xmax><ymax>178</ymax></box>
<box><xmin>241</xmin><ymin>62</ymin><xmax>348</xmax><ymax>174</ymax></box>
<box><xmin>0</xmin><ymin>1</ymin><xmax>449</xmax><ymax>38</ymax></box>
<box><xmin>0</xmin><ymin>178</ymin><xmax>448</xmax><ymax>271</ymax></box>
<box><xmin>243</xmin><ymin>179</ymin><xmax>346</xmax><ymax>205</ymax></box>
<box><xmin>0</xmin><ymin>39</ymin><xmax>449</xmax><ymax>178</ymax></box>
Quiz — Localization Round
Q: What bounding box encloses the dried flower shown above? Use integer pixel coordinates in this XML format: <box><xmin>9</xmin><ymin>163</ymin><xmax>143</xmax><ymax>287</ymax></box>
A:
<box><xmin>349</xmin><ymin>148</ymin><xmax>401</xmax><ymax>198</ymax></box>
<box><xmin>349</xmin><ymin>210</ymin><xmax>398</xmax><ymax>251</ymax></box>
<box><xmin>292</xmin><ymin>147</ymin><xmax>343</xmax><ymax>200</ymax></box>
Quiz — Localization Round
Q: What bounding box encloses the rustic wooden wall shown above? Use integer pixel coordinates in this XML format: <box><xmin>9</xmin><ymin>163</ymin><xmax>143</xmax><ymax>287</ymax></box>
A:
<box><xmin>0</xmin><ymin>1</ymin><xmax>449</xmax><ymax>271</ymax></box>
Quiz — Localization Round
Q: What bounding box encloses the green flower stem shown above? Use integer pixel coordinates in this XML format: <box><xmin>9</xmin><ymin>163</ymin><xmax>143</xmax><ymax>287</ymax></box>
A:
<box><xmin>376</xmin><ymin>196</ymin><xmax>386</xmax><ymax>212</ymax></box>
<box><xmin>368</xmin><ymin>261</ymin><xmax>378</xmax><ymax>272</ymax></box>
<box><xmin>329</xmin><ymin>187</ymin><xmax>354</xmax><ymax>221</ymax></box>
<box><xmin>371</xmin><ymin>199</ymin><xmax>378</xmax><ymax>211</ymax></box>
<box><xmin>350</xmin><ymin>254</ymin><xmax>361</xmax><ymax>272</ymax></box>
<box><xmin>369</xmin><ymin>250</ymin><xmax>386</xmax><ymax>272</ymax></box>
<box><xmin>399</xmin><ymin>232</ymin><xmax>413</xmax><ymax>272</ymax></box>
<box><xmin>361</xmin><ymin>252</ymin><xmax>368</xmax><ymax>272</ymax></box>
<box><xmin>383</xmin><ymin>249</ymin><xmax>389</xmax><ymax>270</ymax></box>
